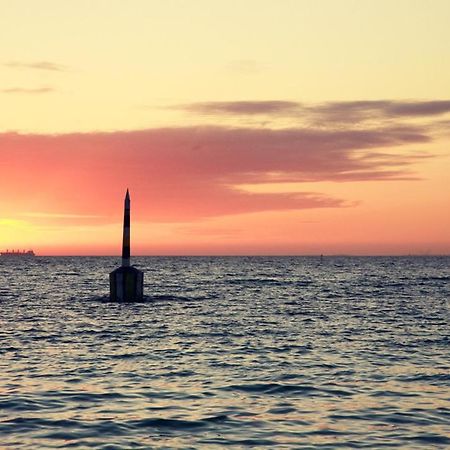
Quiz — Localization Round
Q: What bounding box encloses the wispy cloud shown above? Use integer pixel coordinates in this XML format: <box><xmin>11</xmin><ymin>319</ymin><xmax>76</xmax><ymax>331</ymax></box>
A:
<box><xmin>180</xmin><ymin>101</ymin><xmax>300</xmax><ymax>116</ymax></box>
<box><xmin>4</xmin><ymin>60</ymin><xmax>67</xmax><ymax>72</ymax></box>
<box><xmin>20</xmin><ymin>212</ymin><xmax>102</xmax><ymax>219</ymax></box>
<box><xmin>1</xmin><ymin>87</ymin><xmax>55</xmax><ymax>94</ymax></box>
<box><xmin>385</xmin><ymin>101</ymin><xmax>450</xmax><ymax>116</ymax></box>
<box><xmin>177</xmin><ymin>99</ymin><xmax>450</xmax><ymax>122</ymax></box>
<box><xmin>314</xmin><ymin>100</ymin><xmax>450</xmax><ymax>122</ymax></box>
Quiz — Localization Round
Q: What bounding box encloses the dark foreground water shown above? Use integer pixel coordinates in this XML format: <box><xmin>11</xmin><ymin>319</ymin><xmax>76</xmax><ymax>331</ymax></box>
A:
<box><xmin>0</xmin><ymin>256</ymin><xmax>449</xmax><ymax>449</ymax></box>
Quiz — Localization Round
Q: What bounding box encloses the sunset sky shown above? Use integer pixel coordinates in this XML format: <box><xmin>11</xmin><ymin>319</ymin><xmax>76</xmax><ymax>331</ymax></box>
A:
<box><xmin>1</xmin><ymin>0</ymin><xmax>449</xmax><ymax>255</ymax></box>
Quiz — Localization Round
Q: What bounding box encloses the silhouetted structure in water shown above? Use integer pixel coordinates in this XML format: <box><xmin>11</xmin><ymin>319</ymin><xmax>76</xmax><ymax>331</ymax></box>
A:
<box><xmin>109</xmin><ymin>189</ymin><xmax>144</xmax><ymax>302</ymax></box>
<box><xmin>1</xmin><ymin>250</ymin><xmax>35</xmax><ymax>257</ymax></box>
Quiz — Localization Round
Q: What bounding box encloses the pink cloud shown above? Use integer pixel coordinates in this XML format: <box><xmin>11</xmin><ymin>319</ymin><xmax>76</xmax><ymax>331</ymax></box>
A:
<box><xmin>0</xmin><ymin>125</ymin><xmax>430</xmax><ymax>223</ymax></box>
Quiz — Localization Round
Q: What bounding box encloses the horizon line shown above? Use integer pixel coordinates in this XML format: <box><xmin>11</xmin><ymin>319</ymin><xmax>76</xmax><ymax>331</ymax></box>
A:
<box><xmin>7</xmin><ymin>253</ymin><xmax>449</xmax><ymax>257</ymax></box>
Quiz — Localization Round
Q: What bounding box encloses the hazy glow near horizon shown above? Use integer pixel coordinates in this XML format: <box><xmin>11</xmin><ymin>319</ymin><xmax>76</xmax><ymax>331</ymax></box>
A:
<box><xmin>1</xmin><ymin>0</ymin><xmax>449</xmax><ymax>255</ymax></box>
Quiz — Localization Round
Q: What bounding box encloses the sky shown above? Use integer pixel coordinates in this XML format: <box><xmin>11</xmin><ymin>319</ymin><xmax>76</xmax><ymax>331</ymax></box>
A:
<box><xmin>1</xmin><ymin>0</ymin><xmax>449</xmax><ymax>255</ymax></box>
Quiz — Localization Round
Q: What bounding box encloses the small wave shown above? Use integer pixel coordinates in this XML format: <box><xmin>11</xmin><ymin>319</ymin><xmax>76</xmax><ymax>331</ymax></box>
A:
<box><xmin>128</xmin><ymin>417</ymin><xmax>206</xmax><ymax>430</ymax></box>
<box><xmin>202</xmin><ymin>438</ymin><xmax>279</xmax><ymax>446</ymax></box>
<box><xmin>0</xmin><ymin>397</ymin><xmax>64</xmax><ymax>412</ymax></box>
<box><xmin>267</xmin><ymin>406</ymin><xmax>297</xmax><ymax>415</ymax></box>
<box><xmin>411</xmin><ymin>434</ymin><xmax>450</xmax><ymax>445</ymax></box>
<box><xmin>222</xmin><ymin>382</ymin><xmax>354</xmax><ymax>398</ymax></box>
<box><xmin>149</xmin><ymin>294</ymin><xmax>216</xmax><ymax>302</ymax></box>
<box><xmin>371</xmin><ymin>390</ymin><xmax>419</xmax><ymax>398</ymax></box>
<box><xmin>418</xmin><ymin>275</ymin><xmax>450</xmax><ymax>282</ymax></box>
<box><xmin>397</xmin><ymin>373</ymin><xmax>450</xmax><ymax>382</ymax></box>
<box><xmin>203</xmin><ymin>414</ymin><xmax>229</xmax><ymax>423</ymax></box>
<box><xmin>223</xmin><ymin>383</ymin><xmax>309</xmax><ymax>395</ymax></box>
<box><xmin>164</xmin><ymin>369</ymin><xmax>196</xmax><ymax>378</ymax></box>
<box><xmin>222</xmin><ymin>382</ymin><xmax>314</xmax><ymax>394</ymax></box>
<box><xmin>58</xmin><ymin>391</ymin><xmax>130</xmax><ymax>402</ymax></box>
<box><xmin>0</xmin><ymin>417</ymin><xmax>83</xmax><ymax>432</ymax></box>
<box><xmin>306</xmin><ymin>428</ymin><xmax>349</xmax><ymax>436</ymax></box>
<box><xmin>89</xmin><ymin>294</ymin><xmax>217</xmax><ymax>303</ymax></box>
<box><xmin>225</xmin><ymin>277</ymin><xmax>302</xmax><ymax>286</ymax></box>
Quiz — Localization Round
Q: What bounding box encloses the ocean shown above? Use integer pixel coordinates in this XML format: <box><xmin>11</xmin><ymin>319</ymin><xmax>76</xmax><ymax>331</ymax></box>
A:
<box><xmin>0</xmin><ymin>256</ymin><xmax>449</xmax><ymax>449</ymax></box>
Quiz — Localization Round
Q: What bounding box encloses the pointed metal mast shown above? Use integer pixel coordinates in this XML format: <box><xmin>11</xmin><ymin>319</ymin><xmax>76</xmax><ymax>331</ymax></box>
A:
<box><xmin>122</xmin><ymin>189</ymin><xmax>130</xmax><ymax>267</ymax></box>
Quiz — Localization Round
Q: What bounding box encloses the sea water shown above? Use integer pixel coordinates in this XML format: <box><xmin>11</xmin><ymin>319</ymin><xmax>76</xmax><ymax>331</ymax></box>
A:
<box><xmin>0</xmin><ymin>256</ymin><xmax>449</xmax><ymax>449</ymax></box>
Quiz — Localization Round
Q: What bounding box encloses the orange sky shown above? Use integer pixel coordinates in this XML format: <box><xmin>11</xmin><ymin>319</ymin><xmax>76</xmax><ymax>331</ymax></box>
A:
<box><xmin>1</xmin><ymin>1</ymin><xmax>449</xmax><ymax>255</ymax></box>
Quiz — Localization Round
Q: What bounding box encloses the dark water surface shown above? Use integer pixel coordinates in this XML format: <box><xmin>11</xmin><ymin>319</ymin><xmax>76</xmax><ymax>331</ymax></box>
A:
<box><xmin>0</xmin><ymin>256</ymin><xmax>449</xmax><ymax>449</ymax></box>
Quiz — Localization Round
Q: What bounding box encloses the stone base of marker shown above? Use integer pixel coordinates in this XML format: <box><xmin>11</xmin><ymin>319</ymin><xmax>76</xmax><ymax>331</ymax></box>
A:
<box><xmin>109</xmin><ymin>266</ymin><xmax>144</xmax><ymax>302</ymax></box>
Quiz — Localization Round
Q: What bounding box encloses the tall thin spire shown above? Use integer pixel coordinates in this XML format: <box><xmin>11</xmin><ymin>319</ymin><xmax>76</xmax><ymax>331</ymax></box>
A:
<box><xmin>110</xmin><ymin>189</ymin><xmax>144</xmax><ymax>302</ymax></box>
<box><xmin>122</xmin><ymin>189</ymin><xmax>130</xmax><ymax>266</ymax></box>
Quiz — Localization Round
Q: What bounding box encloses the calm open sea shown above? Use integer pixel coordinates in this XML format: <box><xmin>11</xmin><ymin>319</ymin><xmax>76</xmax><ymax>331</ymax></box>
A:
<box><xmin>0</xmin><ymin>256</ymin><xmax>449</xmax><ymax>449</ymax></box>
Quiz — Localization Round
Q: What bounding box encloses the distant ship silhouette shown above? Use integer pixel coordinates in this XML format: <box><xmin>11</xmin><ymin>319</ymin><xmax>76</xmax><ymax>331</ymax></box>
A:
<box><xmin>1</xmin><ymin>249</ymin><xmax>35</xmax><ymax>256</ymax></box>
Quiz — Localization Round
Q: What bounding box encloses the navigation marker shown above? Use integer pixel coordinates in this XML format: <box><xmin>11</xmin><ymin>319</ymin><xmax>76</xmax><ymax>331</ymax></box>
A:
<box><xmin>109</xmin><ymin>189</ymin><xmax>144</xmax><ymax>302</ymax></box>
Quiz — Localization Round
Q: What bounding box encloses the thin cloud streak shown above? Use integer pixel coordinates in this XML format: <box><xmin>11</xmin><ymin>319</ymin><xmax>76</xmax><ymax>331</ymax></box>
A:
<box><xmin>386</xmin><ymin>101</ymin><xmax>450</xmax><ymax>116</ymax></box>
<box><xmin>179</xmin><ymin>101</ymin><xmax>301</xmax><ymax>116</ymax></box>
<box><xmin>20</xmin><ymin>212</ymin><xmax>102</xmax><ymax>219</ymax></box>
<box><xmin>177</xmin><ymin>99</ymin><xmax>450</xmax><ymax>122</ymax></box>
<box><xmin>1</xmin><ymin>87</ymin><xmax>55</xmax><ymax>94</ymax></box>
<box><xmin>4</xmin><ymin>60</ymin><xmax>67</xmax><ymax>71</ymax></box>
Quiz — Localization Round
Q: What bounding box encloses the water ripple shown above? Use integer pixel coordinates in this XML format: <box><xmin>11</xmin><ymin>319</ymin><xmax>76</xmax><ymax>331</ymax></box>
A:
<box><xmin>0</xmin><ymin>256</ymin><xmax>448</xmax><ymax>449</ymax></box>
